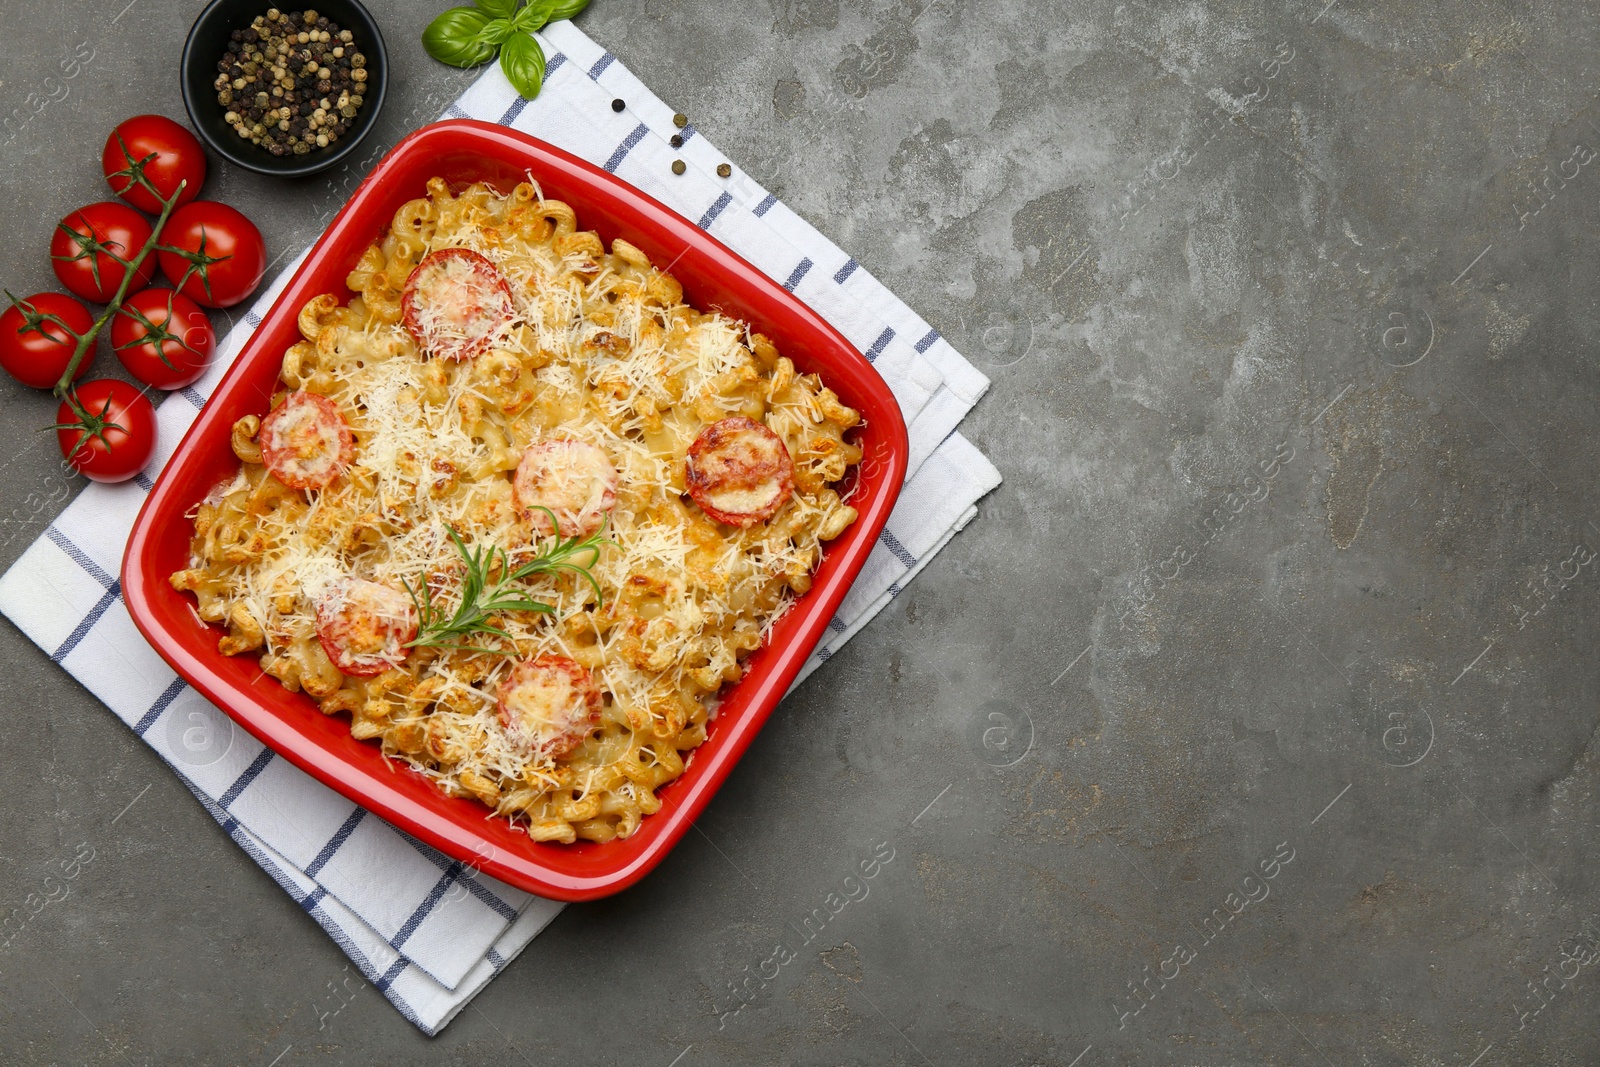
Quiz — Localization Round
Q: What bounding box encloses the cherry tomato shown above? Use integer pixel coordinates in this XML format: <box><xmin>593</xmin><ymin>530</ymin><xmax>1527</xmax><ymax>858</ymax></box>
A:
<box><xmin>156</xmin><ymin>201</ymin><xmax>266</xmax><ymax>309</ymax></box>
<box><xmin>102</xmin><ymin>115</ymin><xmax>206</xmax><ymax>214</ymax></box>
<box><xmin>315</xmin><ymin>579</ymin><xmax>418</xmax><ymax>677</ymax></box>
<box><xmin>401</xmin><ymin>248</ymin><xmax>515</xmax><ymax>361</ymax></box>
<box><xmin>259</xmin><ymin>390</ymin><xmax>354</xmax><ymax>489</ymax></box>
<box><xmin>54</xmin><ymin>379</ymin><xmax>157</xmax><ymax>483</ymax></box>
<box><xmin>685</xmin><ymin>416</ymin><xmax>795</xmax><ymax>527</ymax></box>
<box><xmin>110</xmin><ymin>288</ymin><xmax>214</xmax><ymax>390</ymax></box>
<box><xmin>513</xmin><ymin>439</ymin><xmax>618</xmax><ymax>538</ymax></box>
<box><xmin>496</xmin><ymin>655</ymin><xmax>603</xmax><ymax>758</ymax></box>
<box><xmin>0</xmin><ymin>292</ymin><xmax>94</xmax><ymax>389</ymax></box>
<box><xmin>50</xmin><ymin>202</ymin><xmax>157</xmax><ymax>304</ymax></box>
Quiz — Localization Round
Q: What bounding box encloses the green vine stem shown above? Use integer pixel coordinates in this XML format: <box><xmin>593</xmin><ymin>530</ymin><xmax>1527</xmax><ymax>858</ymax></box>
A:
<box><xmin>51</xmin><ymin>176</ymin><xmax>187</xmax><ymax>399</ymax></box>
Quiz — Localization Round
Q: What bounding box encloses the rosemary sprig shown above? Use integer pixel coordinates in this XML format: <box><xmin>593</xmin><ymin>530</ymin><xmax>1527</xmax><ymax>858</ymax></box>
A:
<box><xmin>403</xmin><ymin>510</ymin><xmax>607</xmax><ymax>655</ymax></box>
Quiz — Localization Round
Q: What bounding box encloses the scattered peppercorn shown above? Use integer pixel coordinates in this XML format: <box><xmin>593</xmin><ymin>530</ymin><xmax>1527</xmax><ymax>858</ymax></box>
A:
<box><xmin>611</xmin><ymin>98</ymin><xmax>625</xmax><ymax>112</ymax></box>
<box><xmin>671</xmin><ymin>159</ymin><xmax>686</xmax><ymax>175</ymax></box>
<box><xmin>669</xmin><ymin>134</ymin><xmax>683</xmax><ymax>148</ymax></box>
<box><xmin>716</xmin><ymin>163</ymin><xmax>732</xmax><ymax>178</ymax></box>
<box><xmin>215</xmin><ymin>8</ymin><xmax>368</xmax><ymax>157</ymax></box>
<box><xmin>673</xmin><ymin>112</ymin><xmax>688</xmax><ymax>128</ymax></box>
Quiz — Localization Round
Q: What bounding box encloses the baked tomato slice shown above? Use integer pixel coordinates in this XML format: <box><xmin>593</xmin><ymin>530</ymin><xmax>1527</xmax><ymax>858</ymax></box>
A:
<box><xmin>315</xmin><ymin>579</ymin><xmax>418</xmax><ymax>677</ymax></box>
<box><xmin>259</xmin><ymin>390</ymin><xmax>355</xmax><ymax>489</ymax></box>
<box><xmin>496</xmin><ymin>654</ymin><xmax>603</xmax><ymax>758</ymax></box>
<box><xmin>685</xmin><ymin>416</ymin><xmax>795</xmax><ymax>527</ymax></box>
<box><xmin>400</xmin><ymin>248</ymin><xmax>515</xmax><ymax>361</ymax></box>
<box><xmin>513</xmin><ymin>439</ymin><xmax>619</xmax><ymax>539</ymax></box>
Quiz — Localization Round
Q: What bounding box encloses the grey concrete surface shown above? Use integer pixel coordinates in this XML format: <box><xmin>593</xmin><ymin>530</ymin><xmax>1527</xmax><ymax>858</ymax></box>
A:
<box><xmin>2</xmin><ymin>0</ymin><xmax>1598</xmax><ymax>1063</ymax></box>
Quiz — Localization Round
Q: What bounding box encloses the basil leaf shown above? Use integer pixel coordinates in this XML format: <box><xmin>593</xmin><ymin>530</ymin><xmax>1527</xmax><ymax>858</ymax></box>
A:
<box><xmin>480</xmin><ymin>15</ymin><xmax>518</xmax><ymax>43</ymax></box>
<box><xmin>422</xmin><ymin>7</ymin><xmax>497</xmax><ymax>67</ymax></box>
<box><xmin>512</xmin><ymin>0</ymin><xmax>552</xmax><ymax>32</ymax></box>
<box><xmin>541</xmin><ymin>0</ymin><xmax>591</xmax><ymax>21</ymax></box>
<box><xmin>500</xmin><ymin>32</ymin><xmax>547</xmax><ymax>99</ymax></box>
<box><xmin>515</xmin><ymin>0</ymin><xmax>588</xmax><ymax>30</ymax></box>
<box><xmin>474</xmin><ymin>0</ymin><xmax>518</xmax><ymax>17</ymax></box>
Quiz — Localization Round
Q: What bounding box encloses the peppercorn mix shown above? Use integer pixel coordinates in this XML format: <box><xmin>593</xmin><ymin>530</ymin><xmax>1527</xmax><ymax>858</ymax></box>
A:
<box><xmin>214</xmin><ymin>8</ymin><xmax>368</xmax><ymax>157</ymax></box>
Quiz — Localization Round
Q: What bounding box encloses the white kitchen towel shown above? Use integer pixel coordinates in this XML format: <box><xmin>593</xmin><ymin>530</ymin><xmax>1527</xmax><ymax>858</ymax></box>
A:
<box><xmin>0</xmin><ymin>21</ymin><xmax>1000</xmax><ymax>1034</ymax></box>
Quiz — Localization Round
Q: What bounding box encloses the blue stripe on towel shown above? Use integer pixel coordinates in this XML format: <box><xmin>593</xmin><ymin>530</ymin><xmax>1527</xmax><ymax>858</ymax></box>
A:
<box><xmin>603</xmin><ymin>123</ymin><xmax>651</xmax><ymax>172</ymax></box>
<box><xmin>133</xmin><ymin>677</ymin><xmax>188</xmax><ymax>737</ymax></box>
<box><xmin>879</xmin><ymin>529</ymin><xmax>917</xmax><ymax>569</ymax></box>
<box><xmin>698</xmin><ymin>191</ymin><xmax>733</xmax><ymax>230</ymax></box>
<box><xmin>864</xmin><ymin>327</ymin><xmax>895</xmax><ymax>363</ymax></box>
<box><xmin>219</xmin><ymin>748</ymin><xmax>275</xmax><ymax>809</ymax></box>
<box><xmin>783</xmin><ymin>258</ymin><xmax>813</xmax><ymax>292</ymax></box>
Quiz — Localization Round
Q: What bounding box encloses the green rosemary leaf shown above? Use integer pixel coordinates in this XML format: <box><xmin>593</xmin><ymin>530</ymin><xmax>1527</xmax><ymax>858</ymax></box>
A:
<box><xmin>404</xmin><ymin>522</ymin><xmax>605</xmax><ymax>654</ymax></box>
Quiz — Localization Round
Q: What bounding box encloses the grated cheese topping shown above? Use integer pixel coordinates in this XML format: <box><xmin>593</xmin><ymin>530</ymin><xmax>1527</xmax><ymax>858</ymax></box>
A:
<box><xmin>172</xmin><ymin>178</ymin><xmax>864</xmax><ymax>844</ymax></box>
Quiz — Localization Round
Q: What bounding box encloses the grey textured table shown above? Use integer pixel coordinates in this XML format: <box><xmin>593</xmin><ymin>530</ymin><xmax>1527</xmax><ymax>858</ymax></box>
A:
<box><xmin>3</xmin><ymin>0</ymin><xmax>1598</xmax><ymax>1063</ymax></box>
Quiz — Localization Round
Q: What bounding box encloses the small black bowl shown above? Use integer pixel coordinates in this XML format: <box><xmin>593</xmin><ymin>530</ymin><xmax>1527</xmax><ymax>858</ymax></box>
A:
<box><xmin>180</xmin><ymin>0</ymin><xmax>388</xmax><ymax>178</ymax></box>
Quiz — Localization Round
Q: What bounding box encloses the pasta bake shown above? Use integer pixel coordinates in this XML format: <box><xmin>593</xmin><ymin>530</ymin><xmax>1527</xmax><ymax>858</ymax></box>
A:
<box><xmin>171</xmin><ymin>177</ymin><xmax>863</xmax><ymax>844</ymax></box>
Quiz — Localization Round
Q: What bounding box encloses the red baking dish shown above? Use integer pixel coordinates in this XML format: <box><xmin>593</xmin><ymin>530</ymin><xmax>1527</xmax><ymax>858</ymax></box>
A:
<box><xmin>121</xmin><ymin>120</ymin><xmax>908</xmax><ymax>901</ymax></box>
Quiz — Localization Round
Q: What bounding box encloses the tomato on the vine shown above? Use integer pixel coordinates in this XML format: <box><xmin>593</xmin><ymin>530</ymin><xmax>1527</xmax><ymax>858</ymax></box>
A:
<box><xmin>111</xmin><ymin>288</ymin><xmax>214</xmax><ymax>390</ymax></box>
<box><xmin>0</xmin><ymin>292</ymin><xmax>94</xmax><ymax>389</ymax></box>
<box><xmin>156</xmin><ymin>201</ymin><xmax>265</xmax><ymax>309</ymax></box>
<box><xmin>102</xmin><ymin>115</ymin><xmax>206</xmax><ymax>214</ymax></box>
<box><xmin>51</xmin><ymin>202</ymin><xmax>157</xmax><ymax>305</ymax></box>
<box><xmin>54</xmin><ymin>379</ymin><xmax>157</xmax><ymax>483</ymax></box>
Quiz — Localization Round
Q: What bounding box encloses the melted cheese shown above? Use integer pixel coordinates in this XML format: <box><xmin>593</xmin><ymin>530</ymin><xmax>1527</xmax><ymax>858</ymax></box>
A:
<box><xmin>407</xmin><ymin>252</ymin><xmax>514</xmax><ymax>354</ymax></box>
<box><xmin>180</xmin><ymin>180</ymin><xmax>863</xmax><ymax>840</ymax></box>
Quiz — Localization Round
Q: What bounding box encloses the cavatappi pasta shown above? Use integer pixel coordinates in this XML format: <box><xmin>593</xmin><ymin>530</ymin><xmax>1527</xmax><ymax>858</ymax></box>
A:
<box><xmin>171</xmin><ymin>177</ymin><xmax>862</xmax><ymax>843</ymax></box>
